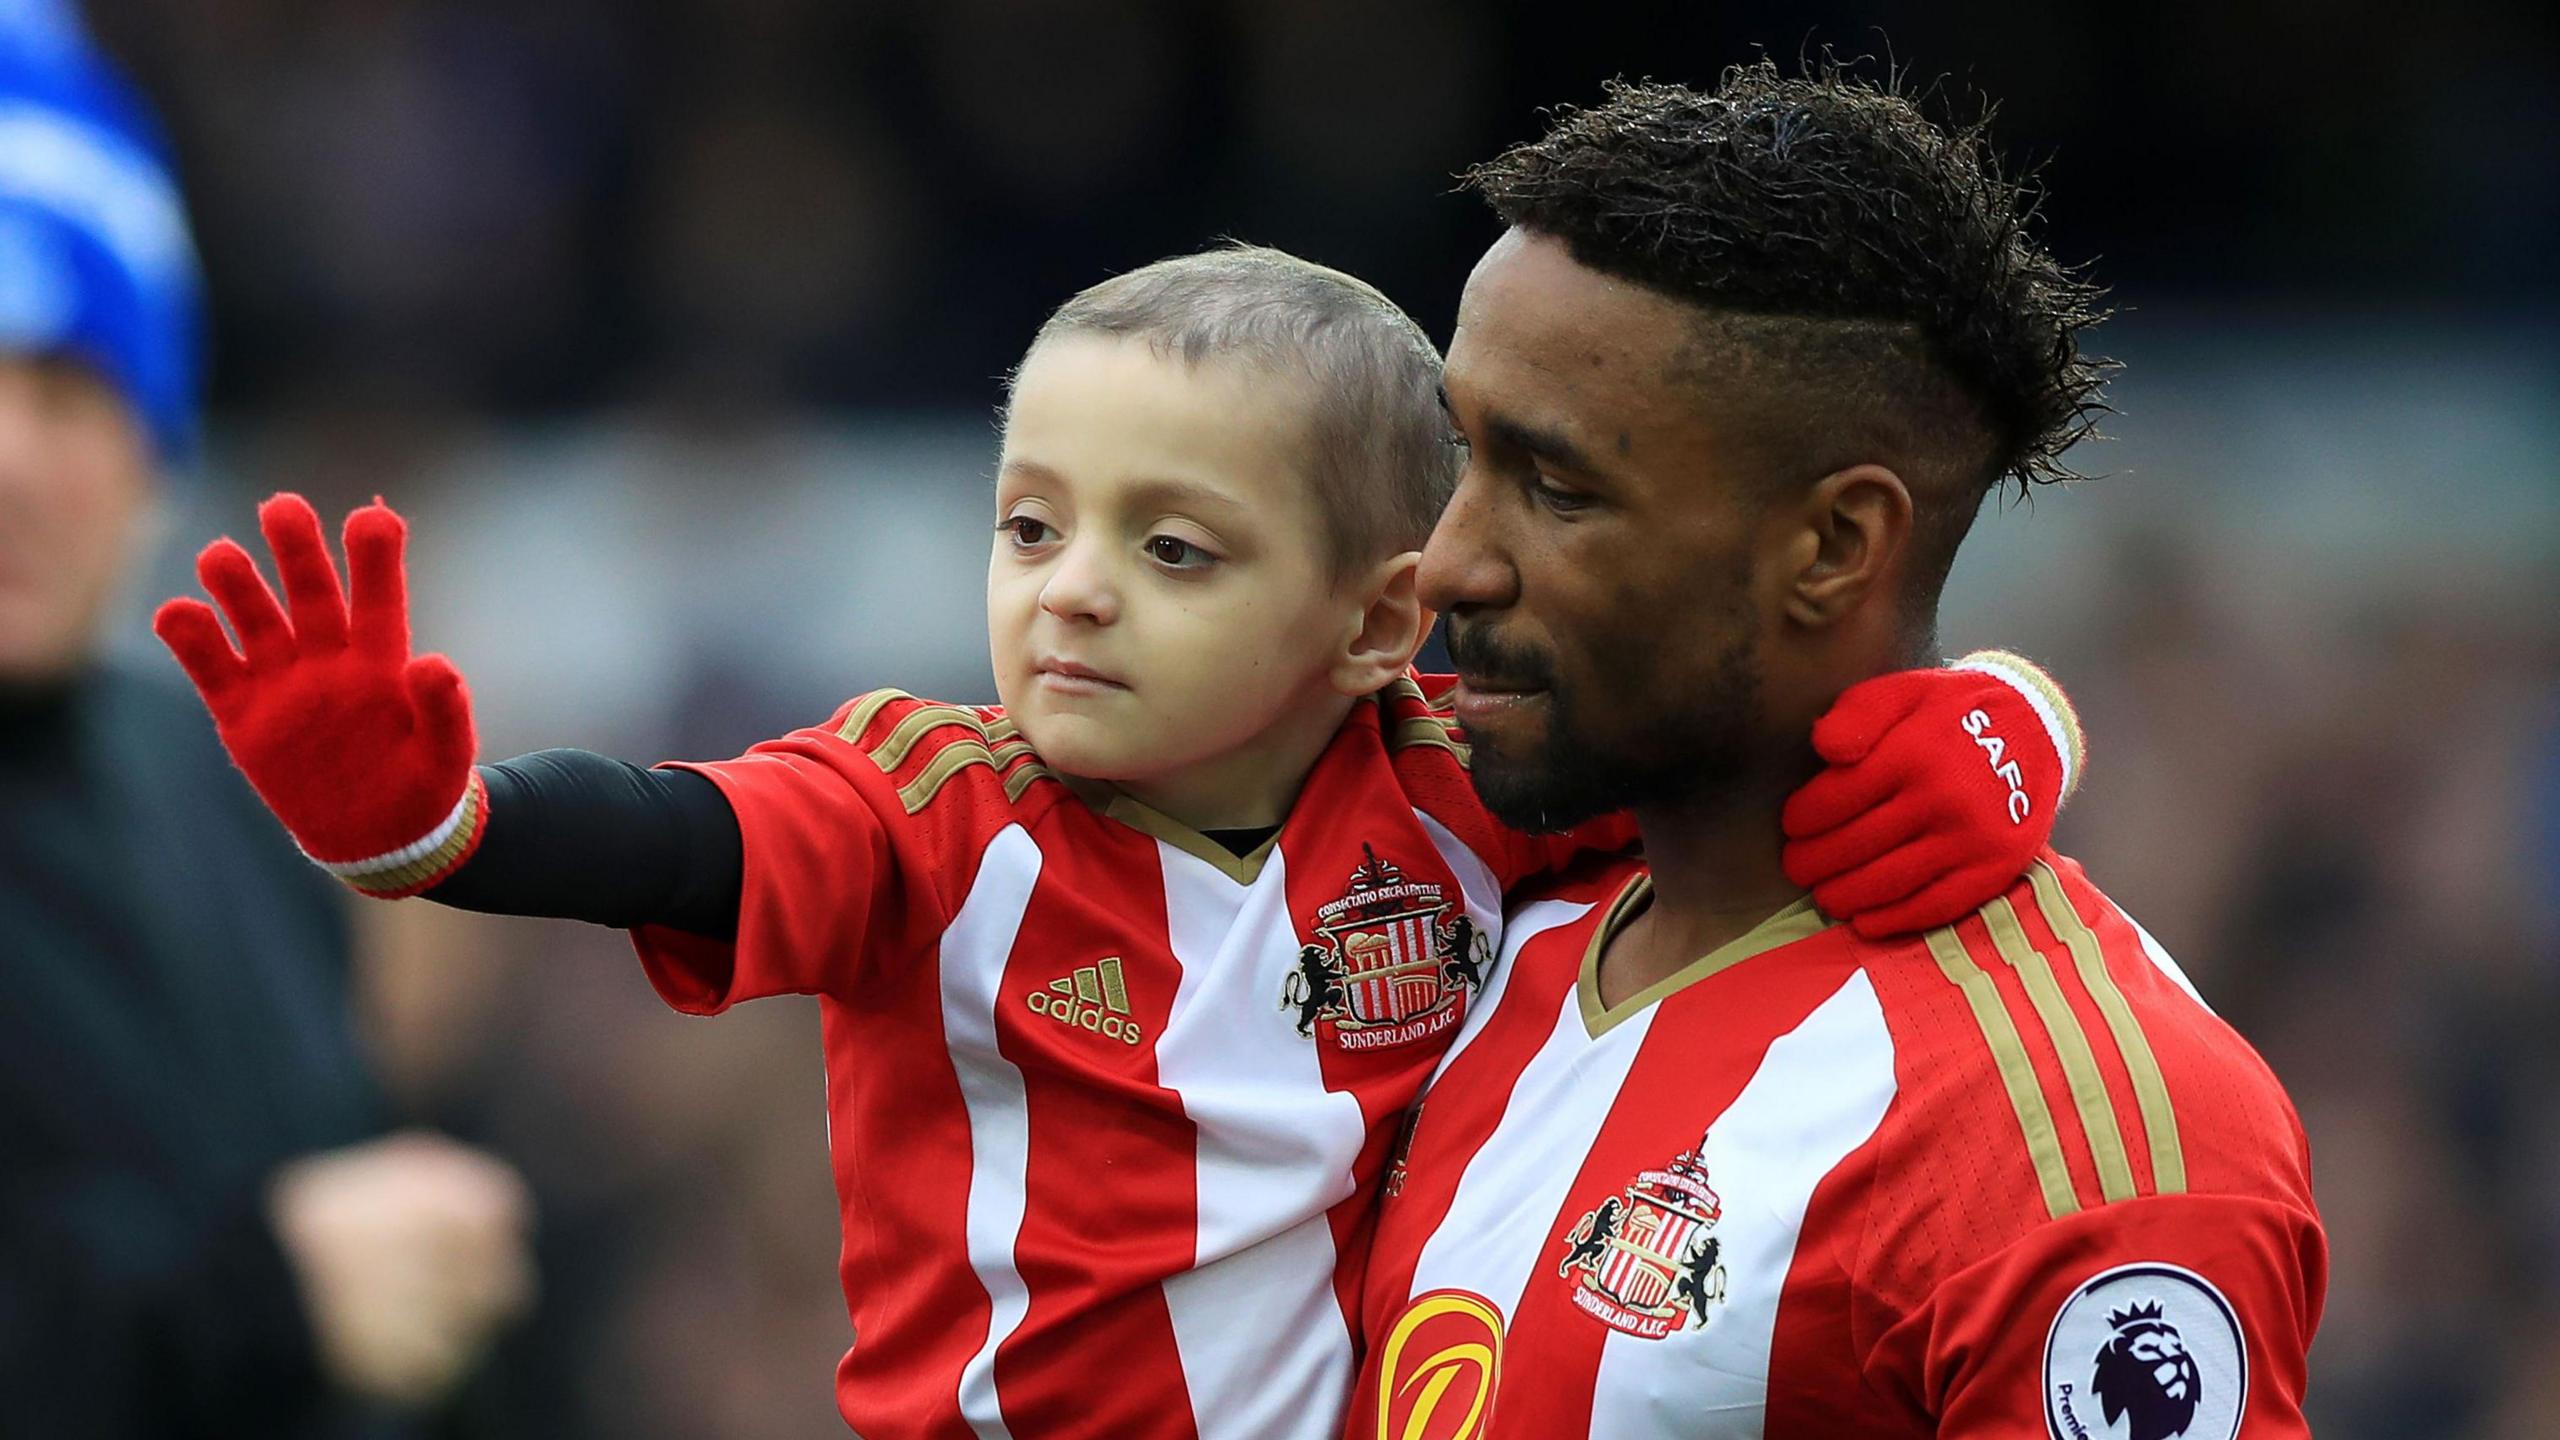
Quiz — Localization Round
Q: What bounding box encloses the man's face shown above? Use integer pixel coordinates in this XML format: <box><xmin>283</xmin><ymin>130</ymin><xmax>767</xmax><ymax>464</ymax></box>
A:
<box><xmin>0</xmin><ymin>356</ymin><xmax>154</xmax><ymax>684</ymax></box>
<box><xmin>989</xmin><ymin>333</ymin><xmax>1360</xmax><ymax>795</ymax></box>
<box><xmin>1423</xmin><ymin>229</ymin><xmax>1776</xmax><ymax>832</ymax></box>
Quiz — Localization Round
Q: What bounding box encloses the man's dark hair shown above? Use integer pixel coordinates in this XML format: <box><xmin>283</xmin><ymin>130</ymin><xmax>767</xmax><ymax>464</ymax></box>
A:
<box><xmin>1463</xmin><ymin>59</ymin><xmax>2112</xmax><ymax>617</ymax></box>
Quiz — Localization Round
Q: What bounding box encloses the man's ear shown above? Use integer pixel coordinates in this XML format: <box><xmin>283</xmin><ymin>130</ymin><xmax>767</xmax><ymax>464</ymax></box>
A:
<box><xmin>1333</xmin><ymin>550</ymin><xmax>1428</xmax><ymax>696</ymax></box>
<box><xmin>1778</xmin><ymin>464</ymin><xmax>1913</xmax><ymax>630</ymax></box>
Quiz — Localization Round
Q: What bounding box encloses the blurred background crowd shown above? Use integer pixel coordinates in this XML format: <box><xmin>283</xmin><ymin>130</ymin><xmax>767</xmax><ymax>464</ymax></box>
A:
<box><xmin>10</xmin><ymin>0</ymin><xmax>2556</xmax><ymax>1435</ymax></box>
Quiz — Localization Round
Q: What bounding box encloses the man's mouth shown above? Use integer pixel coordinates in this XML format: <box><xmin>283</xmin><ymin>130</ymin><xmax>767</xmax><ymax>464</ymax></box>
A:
<box><xmin>1444</xmin><ymin>620</ymin><xmax>1560</xmax><ymax>726</ymax></box>
<box><xmin>1454</xmin><ymin>668</ymin><xmax>1541</xmax><ymax>695</ymax></box>
<box><xmin>1450</xmin><ymin>675</ymin><xmax>1546</xmax><ymax>726</ymax></box>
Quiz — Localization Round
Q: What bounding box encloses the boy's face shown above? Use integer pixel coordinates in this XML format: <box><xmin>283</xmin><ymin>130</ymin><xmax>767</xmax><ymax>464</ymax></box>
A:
<box><xmin>989</xmin><ymin>334</ymin><xmax>1363</xmax><ymax>800</ymax></box>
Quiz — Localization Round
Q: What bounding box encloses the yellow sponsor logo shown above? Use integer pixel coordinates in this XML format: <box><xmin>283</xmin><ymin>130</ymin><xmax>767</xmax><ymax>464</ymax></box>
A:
<box><xmin>1375</xmin><ymin>1289</ymin><xmax>1504</xmax><ymax>1440</ymax></box>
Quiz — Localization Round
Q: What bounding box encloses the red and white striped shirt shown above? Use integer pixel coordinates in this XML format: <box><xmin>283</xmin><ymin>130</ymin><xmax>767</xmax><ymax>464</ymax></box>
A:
<box><xmin>1352</xmin><ymin>852</ymin><xmax>2325</xmax><ymax>1440</ymax></box>
<box><xmin>630</xmin><ymin>676</ymin><xmax>1610</xmax><ymax>1439</ymax></box>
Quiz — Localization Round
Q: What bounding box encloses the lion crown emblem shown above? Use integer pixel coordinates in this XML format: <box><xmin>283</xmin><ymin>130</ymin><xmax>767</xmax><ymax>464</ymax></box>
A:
<box><xmin>2089</xmin><ymin>1299</ymin><xmax>2202</xmax><ymax>1440</ymax></box>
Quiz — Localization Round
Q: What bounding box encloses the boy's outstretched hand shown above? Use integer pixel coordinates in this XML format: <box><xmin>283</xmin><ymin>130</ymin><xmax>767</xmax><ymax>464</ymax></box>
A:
<box><xmin>153</xmin><ymin>493</ymin><xmax>485</xmax><ymax>897</ymax></box>
<box><xmin>1780</xmin><ymin>651</ymin><xmax>2084</xmax><ymax>938</ymax></box>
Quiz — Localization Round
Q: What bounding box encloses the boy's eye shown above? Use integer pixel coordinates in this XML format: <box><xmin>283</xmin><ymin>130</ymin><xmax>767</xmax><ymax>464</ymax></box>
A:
<box><xmin>1146</xmin><ymin>535</ymin><xmax>1213</xmax><ymax>569</ymax></box>
<box><xmin>998</xmin><ymin>515</ymin><xmax>1056</xmax><ymax>547</ymax></box>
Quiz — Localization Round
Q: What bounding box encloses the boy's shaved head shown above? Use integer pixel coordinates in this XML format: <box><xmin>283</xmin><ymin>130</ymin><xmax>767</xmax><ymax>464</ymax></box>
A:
<box><xmin>1016</xmin><ymin>244</ymin><xmax>1456</xmax><ymax>583</ymax></box>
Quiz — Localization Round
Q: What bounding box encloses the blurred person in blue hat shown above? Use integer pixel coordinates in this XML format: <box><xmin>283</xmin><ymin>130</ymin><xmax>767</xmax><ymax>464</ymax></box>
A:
<box><xmin>0</xmin><ymin>3</ymin><xmax>535</xmax><ymax>1433</ymax></box>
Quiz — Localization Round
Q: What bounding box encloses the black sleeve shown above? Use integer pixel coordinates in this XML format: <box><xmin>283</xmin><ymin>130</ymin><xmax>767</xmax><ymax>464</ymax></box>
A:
<box><xmin>423</xmin><ymin>749</ymin><xmax>743</xmax><ymax>938</ymax></box>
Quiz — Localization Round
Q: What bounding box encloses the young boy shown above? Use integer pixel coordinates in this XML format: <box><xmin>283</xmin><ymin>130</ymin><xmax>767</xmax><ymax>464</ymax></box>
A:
<box><xmin>155</xmin><ymin>246</ymin><xmax>2084</xmax><ymax>1438</ymax></box>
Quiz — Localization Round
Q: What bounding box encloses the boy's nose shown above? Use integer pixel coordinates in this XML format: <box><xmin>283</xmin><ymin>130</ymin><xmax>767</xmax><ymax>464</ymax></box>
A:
<box><xmin>1037</xmin><ymin>542</ymin><xmax>1120</xmax><ymax>625</ymax></box>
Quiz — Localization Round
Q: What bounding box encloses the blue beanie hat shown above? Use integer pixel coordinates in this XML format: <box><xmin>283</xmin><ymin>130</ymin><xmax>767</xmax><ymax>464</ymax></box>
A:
<box><xmin>0</xmin><ymin>0</ymin><xmax>201</xmax><ymax>465</ymax></box>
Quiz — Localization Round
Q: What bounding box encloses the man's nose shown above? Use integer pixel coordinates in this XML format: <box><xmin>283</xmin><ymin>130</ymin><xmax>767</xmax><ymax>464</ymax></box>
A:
<box><xmin>1417</xmin><ymin>470</ymin><xmax>1517</xmax><ymax>615</ymax></box>
<box><xmin>1037</xmin><ymin>539</ymin><xmax>1120</xmax><ymax>625</ymax></box>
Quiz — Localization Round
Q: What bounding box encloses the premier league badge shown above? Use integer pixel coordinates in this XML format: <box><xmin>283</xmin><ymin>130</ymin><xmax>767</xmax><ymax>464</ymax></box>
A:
<box><xmin>1282</xmin><ymin>845</ymin><xmax>1487</xmax><ymax>1052</ymax></box>
<box><xmin>1556</xmin><ymin>1132</ymin><xmax>1729</xmax><ymax>1339</ymax></box>
<box><xmin>2044</xmin><ymin>1263</ymin><xmax>2246</xmax><ymax>1440</ymax></box>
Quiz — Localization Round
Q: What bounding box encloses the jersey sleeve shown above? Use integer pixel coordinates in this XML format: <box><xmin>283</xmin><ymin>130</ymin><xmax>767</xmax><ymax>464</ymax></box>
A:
<box><xmin>629</xmin><ymin>691</ymin><xmax>1051</xmax><ymax>1014</ymax></box>
<box><xmin>1871</xmin><ymin>1192</ymin><xmax>2327</xmax><ymax>1439</ymax></box>
<box><xmin>1384</xmin><ymin>672</ymin><xmax>1640</xmax><ymax>887</ymax></box>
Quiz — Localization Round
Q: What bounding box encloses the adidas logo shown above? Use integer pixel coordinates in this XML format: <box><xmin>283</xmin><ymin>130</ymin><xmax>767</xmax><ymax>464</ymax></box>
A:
<box><xmin>1026</xmin><ymin>957</ymin><xmax>1143</xmax><ymax>1046</ymax></box>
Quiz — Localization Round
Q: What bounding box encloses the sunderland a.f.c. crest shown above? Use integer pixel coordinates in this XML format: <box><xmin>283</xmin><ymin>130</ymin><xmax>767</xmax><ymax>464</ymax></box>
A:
<box><xmin>1557</xmin><ymin>1133</ymin><xmax>1728</xmax><ymax>1339</ymax></box>
<box><xmin>1282</xmin><ymin>845</ymin><xmax>1487</xmax><ymax>1052</ymax></box>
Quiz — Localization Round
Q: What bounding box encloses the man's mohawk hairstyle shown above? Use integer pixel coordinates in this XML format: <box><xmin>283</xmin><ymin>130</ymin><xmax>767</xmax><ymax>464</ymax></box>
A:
<box><xmin>1462</xmin><ymin>57</ymin><xmax>2113</xmax><ymax>496</ymax></box>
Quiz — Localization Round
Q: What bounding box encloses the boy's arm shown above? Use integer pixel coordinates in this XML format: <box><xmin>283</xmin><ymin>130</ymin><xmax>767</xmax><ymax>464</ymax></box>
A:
<box><xmin>154</xmin><ymin>493</ymin><xmax>746</xmax><ymax>935</ymax></box>
<box><xmin>1779</xmin><ymin>651</ymin><xmax>2087</xmax><ymax>937</ymax></box>
<box><xmin>158</xmin><ymin>493</ymin><xmax>952</xmax><ymax>1011</ymax></box>
<box><xmin>1432</xmin><ymin>655</ymin><xmax>2089</xmax><ymax>937</ymax></box>
<box><xmin>425</xmin><ymin>752</ymin><xmax>742</xmax><ymax>936</ymax></box>
<box><xmin>155</xmin><ymin>493</ymin><xmax>495</xmax><ymax>898</ymax></box>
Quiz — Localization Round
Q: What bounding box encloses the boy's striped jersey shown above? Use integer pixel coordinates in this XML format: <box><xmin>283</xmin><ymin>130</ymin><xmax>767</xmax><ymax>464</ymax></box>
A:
<box><xmin>1351</xmin><ymin>851</ymin><xmax>2325</xmax><ymax>1440</ymax></box>
<box><xmin>627</xmin><ymin>675</ymin><xmax>1616</xmax><ymax>1439</ymax></box>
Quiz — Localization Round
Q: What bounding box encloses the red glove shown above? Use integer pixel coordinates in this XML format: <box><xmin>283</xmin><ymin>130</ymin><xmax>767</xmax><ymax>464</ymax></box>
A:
<box><xmin>1780</xmin><ymin>651</ymin><xmax>2084</xmax><ymax>938</ymax></box>
<box><xmin>152</xmin><ymin>493</ymin><xmax>485</xmax><ymax>898</ymax></box>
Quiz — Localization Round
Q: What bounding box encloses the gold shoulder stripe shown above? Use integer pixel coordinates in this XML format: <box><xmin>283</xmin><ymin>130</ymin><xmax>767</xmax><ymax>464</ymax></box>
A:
<box><xmin>833</xmin><ymin>689</ymin><xmax>907</xmax><ymax>744</ymax></box>
<box><xmin>1926</xmin><ymin>926</ymin><xmax>2080</xmax><ymax>1220</ymax></box>
<box><xmin>1983</xmin><ymin>898</ymin><xmax>2137</xmax><ymax>1204</ymax></box>
<box><xmin>896</xmin><ymin>737</ymin><xmax>1050</xmax><ymax>814</ymax></box>
<box><xmin>1380</xmin><ymin>677</ymin><xmax>1472</xmax><ymax>755</ymax></box>
<box><xmin>832</xmin><ymin>693</ymin><xmax>1043</xmax><ymax>813</ymax></box>
<box><xmin>872</xmin><ymin>702</ymin><xmax>990</xmax><ymax>773</ymax></box>
<box><xmin>1393</xmin><ymin>716</ymin><xmax>1471</xmax><ymax>764</ymax></box>
<box><xmin>2031</xmin><ymin>862</ymin><xmax>2186</xmax><ymax>1195</ymax></box>
<box><xmin>1000</xmin><ymin>759</ymin><xmax>1048</xmax><ymax>803</ymax></box>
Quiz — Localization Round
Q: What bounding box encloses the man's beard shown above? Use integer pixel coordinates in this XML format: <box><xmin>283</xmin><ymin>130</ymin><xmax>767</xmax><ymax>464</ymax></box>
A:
<box><xmin>1449</xmin><ymin>610</ymin><xmax>1764</xmax><ymax>835</ymax></box>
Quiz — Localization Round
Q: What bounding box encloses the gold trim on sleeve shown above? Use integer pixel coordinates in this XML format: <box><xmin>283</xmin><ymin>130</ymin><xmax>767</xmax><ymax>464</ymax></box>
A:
<box><xmin>1926</xmin><ymin>925</ymin><xmax>2081</xmax><ymax>1220</ymax></box>
<box><xmin>1983</xmin><ymin>898</ymin><xmax>2137</xmax><ymax>1204</ymax></box>
<box><xmin>2031</xmin><ymin>862</ymin><xmax>2186</xmax><ymax>1195</ymax></box>
<box><xmin>872</xmin><ymin>702</ymin><xmax>990</xmax><ymax>772</ymax></box>
<box><xmin>1392</xmin><ymin>717</ymin><xmax>1472</xmax><ymax>764</ymax></box>
<box><xmin>833</xmin><ymin>688</ymin><xmax>905</xmax><ymax>744</ymax></box>
<box><xmin>1381</xmin><ymin>676</ymin><xmax>1473</xmax><ymax>766</ymax></box>
<box><xmin>896</xmin><ymin>737</ymin><xmax>1049</xmax><ymax>814</ymax></box>
<box><xmin>1001</xmin><ymin>761</ymin><xmax>1047</xmax><ymax>804</ymax></box>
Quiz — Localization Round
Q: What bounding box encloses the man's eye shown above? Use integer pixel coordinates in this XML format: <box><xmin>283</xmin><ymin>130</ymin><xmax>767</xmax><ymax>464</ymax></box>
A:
<box><xmin>1147</xmin><ymin>535</ymin><xmax>1213</xmax><ymax>569</ymax></box>
<box><xmin>1531</xmin><ymin>475</ymin><xmax>1590</xmax><ymax>513</ymax></box>
<box><xmin>998</xmin><ymin>515</ymin><xmax>1055</xmax><ymax>547</ymax></box>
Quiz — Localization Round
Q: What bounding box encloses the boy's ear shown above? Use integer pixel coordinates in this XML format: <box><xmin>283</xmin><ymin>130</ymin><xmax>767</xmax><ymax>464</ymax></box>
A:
<box><xmin>1333</xmin><ymin>550</ymin><xmax>1427</xmax><ymax>696</ymax></box>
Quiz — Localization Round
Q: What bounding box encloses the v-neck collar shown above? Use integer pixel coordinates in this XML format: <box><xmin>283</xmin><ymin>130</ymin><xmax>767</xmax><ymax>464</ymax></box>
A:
<box><xmin>1575</xmin><ymin>872</ymin><xmax>1831</xmax><ymax>1039</ymax></box>
<box><xmin>1047</xmin><ymin>687</ymin><xmax>1406</xmax><ymax>887</ymax></box>
<box><xmin>1092</xmin><ymin>785</ymin><xmax>1283</xmax><ymax>885</ymax></box>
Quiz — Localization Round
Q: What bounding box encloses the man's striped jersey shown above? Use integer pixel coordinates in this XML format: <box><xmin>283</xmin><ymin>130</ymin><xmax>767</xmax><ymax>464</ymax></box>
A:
<box><xmin>1352</xmin><ymin>851</ymin><xmax>2325</xmax><ymax>1440</ymax></box>
<box><xmin>628</xmin><ymin>676</ymin><xmax>1608</xmax><ymax>1439</ymax></box>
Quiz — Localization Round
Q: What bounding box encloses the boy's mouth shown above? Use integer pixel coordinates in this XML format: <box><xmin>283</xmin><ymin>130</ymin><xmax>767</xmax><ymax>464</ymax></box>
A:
<box><xmin>1034</xmin><ymin>656</ymin><xmax>1130</xmax><ymax>692</ymax></box>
